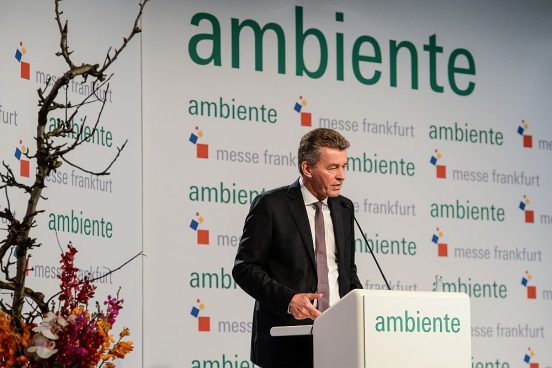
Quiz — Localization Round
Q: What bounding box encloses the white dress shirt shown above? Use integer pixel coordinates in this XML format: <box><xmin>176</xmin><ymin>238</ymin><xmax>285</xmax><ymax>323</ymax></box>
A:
<box><xmin>299</xmin><ymin>178</ymin><xmax>340</xmax><ymax>307</ymax></box>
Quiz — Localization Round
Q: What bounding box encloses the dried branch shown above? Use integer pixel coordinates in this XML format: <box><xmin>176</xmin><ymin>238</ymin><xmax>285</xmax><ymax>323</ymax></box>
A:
<box><xmin>0</xmin><ymin>162</ymin><xmax>33</xmax><ymax>193</ymax></box>
<box><xmin>54</xmin><ymin>0</ymin><xmax>75</xmax><ymax>69</ymax></box>
<box><xmin>0</xmin><ymin>280</ymin><xmax>49</xmax><ymax>314</ymax></box>
<box><xmin>61</xmin><ymin>139</ymin><xmax>128</xmax><ymax>176</ymax></box>
<box><xmin>100</xmin><ymin>0</ymin><xmax>149</xmax><ymax>75</ymax></box>
<box><xmin>58</xmin><ymin>80</ymin><xmax>112</xmax><ymax>155</ymax></box>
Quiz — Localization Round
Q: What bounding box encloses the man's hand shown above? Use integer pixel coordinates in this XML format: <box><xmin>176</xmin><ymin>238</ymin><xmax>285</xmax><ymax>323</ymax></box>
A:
<box><xmin>289</xmin><ymin>293</ymin><xmax>322</xmax><ymax>321</ymax></box>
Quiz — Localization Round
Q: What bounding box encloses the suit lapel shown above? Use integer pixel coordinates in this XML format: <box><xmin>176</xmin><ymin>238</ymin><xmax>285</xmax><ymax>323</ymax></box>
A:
<box><xmin>286</xmin><ymin>180</ymin><xmax>316</xmax><ymax>270</ymax></box>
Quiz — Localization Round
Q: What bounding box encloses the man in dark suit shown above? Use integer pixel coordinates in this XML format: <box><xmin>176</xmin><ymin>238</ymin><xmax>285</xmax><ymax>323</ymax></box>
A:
<box><xmin>232</xmin><ymin>128</ymin><xmax>363</xmax><ymax>368</ymax></box>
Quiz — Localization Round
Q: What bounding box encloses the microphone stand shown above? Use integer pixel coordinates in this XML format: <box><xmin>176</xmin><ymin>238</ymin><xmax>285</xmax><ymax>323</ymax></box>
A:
<box><xmin>351</xmin><ymin>210</ymin><xmax>392</xmax><ymax>291</ymax></box>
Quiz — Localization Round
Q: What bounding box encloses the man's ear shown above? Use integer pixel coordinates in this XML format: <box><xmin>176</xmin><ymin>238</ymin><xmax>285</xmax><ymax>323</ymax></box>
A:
<box><xmin>301</xmin><ymin>161</ymin><xmax>312</xmax><ymax>178</ymax></box>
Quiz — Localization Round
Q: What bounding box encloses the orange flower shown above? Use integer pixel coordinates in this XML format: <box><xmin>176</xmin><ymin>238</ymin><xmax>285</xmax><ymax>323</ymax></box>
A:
<box><xmin>0</xmin><ymin>311</ymin><xmax>32</xmax><ymax>368</ymax></box>
<box><xmin>119</xmin><ymin>327</ymin><xmax>130</xmax><ymax>338</ymax></box>
<box><xmin>112</xmin><ymin>340</ymin><xmax>134</xmax><ymax>359</ymax></box>
<box><xmin>101</xmin><ymin>339</ymin><xmax>134</xmax><ymax>361</ymax></box>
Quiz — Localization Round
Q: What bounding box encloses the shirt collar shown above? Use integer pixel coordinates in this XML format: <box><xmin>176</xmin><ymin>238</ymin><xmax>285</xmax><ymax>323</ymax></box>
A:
<box><xmin>299</xmin><ymin>177</ymin><xmax>328</xmax><ymax>207</ymax></box>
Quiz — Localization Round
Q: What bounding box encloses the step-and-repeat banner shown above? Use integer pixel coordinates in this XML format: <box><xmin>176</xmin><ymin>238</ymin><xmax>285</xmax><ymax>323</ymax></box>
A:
<box><xmin>142</xmin><ymin>0</ymin><xmax>551</xmax><ymax>367</ymax></box>
<box><xmin>0</xmin><ymin>1</ymin><xmax>142</xmax><ymax>367</ymax></box>
<box><xmin>2</xmin><ymin>0</ymin><xmax>552</xmax><ymax>367</ymax></box>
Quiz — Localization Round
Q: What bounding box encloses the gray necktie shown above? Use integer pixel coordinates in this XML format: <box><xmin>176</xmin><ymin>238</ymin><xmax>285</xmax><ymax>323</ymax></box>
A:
<box><xmin>314</xmin><ymin>201</ymin><xmax>330</xmax><ymax>312</ymax></box>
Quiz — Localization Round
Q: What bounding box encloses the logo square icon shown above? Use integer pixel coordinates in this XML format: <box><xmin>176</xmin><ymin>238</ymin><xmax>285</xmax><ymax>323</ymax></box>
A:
<box><xmin>20</xmin><ymin>160</ymin><xmax>30</xmax><ymax>177</ymax></box>
<box><xmin>196</xmin><ymin>143</ymin><xmax>209</xmax><ymax>159</ymax></box>
<box><xmin>523</xmin><ymin>135</ymin><xmax>533</xmax><ymax>148</ymax></box>
<box><xmin>20</xmin><ymin>61</ymin><xmax>30</xmax><ymax>80</ymax></box>
<box><xmin>527</xmin><ymin>285</ymin><xmax>537</xmax><ymax>299</ymax></box>
<box><xmin>525</xmin><ymin>210</ymin><xmax>534</xmax><ymax>223</ymax></box>
<box><xmin>198</xmin><ymin>316</ymin><xmax>210</xmax><ymax>332</ymax></box>
<box><xmin>436</xmin><ymin>165</ymin><xmax>446</xmax><ymax>179</ymax></box>
<box><xmin>438</xmin><ymin>243</ymin><xmax>448</xmax><ymax>257</ymax></box>
<box><xmin>189</xmin><ymin>219</ymin><xmax>199</xmax><ymax>231</ymax></box>
<box><xmin>190</xmin><ymin>306</ymin><xmax>200</xmax><ymax>318</ymax></box>
<box><xmin>301</xmin><ymin>112</ymin><xmax>312</xmax><ymax>127</ymax></box>
<box><xmin>197</xmin><ymin>229</ymin><xmax>209</xmax><ymax>245</ymax></box>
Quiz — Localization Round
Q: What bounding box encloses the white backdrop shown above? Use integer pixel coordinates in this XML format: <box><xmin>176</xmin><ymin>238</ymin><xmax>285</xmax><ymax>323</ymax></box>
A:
<box><xmin>142</xmin><ymin>0</ymin><xmax>552</xmax><ymax>367</ymax></box>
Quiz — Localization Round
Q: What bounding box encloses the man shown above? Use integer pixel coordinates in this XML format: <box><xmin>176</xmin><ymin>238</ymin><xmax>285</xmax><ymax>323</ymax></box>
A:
<box><xmin>232</xmin><ymin>128</ymin><xmax>363</xmax><ymax>368</ymax></box>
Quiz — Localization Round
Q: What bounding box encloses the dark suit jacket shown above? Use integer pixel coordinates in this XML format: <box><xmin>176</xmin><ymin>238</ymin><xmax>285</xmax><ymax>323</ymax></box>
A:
<box><xmin>232</xmin><ymin>179</ymin><xmax>363</xmax><ymax>368</ymax></box>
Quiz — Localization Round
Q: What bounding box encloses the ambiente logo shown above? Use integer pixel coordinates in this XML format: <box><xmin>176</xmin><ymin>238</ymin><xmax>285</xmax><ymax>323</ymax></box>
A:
<box><xmin>189</xmin><ymin>211</ymin><xmax>209</xmax><ymax>245</ymax></box>
<box><xmin>190</xmin><ymin>299</ymin><xmax>210</xmax><ymax>332</ymax></box>
<box><xmin>14</xmin><ymin>41</ymin><xmax>30</xmax><ymax>80</ymax></box>
<box><xmin>293</xmin><ymin>96</ymin><xmax>311</xmax><ymax>127</ymax></box>
<box><xmin>431</xmin><ymin>227</ymin><xmax>448</xmax><ymax>257</ymax></box>
<box><xmin>521</xmin><ymin>271</ymin><xmax>537</xmax><ymax>300</ymax></box>
<box><xmin>429</xmin><ymin>149</ymin><xmax>446</xmax><ymax>179</ymax></box>
<box><xmin>189</xmin><ymin>126</ymin><xmax>209</xmax><ymax>159</ymax></box>
<box><xmin>519</xmin><ymin>195</ymin><xmax>534</xmax><ymax>224</ymax></box>
<box><xmin>517</xmin><ymin>120</ymin><xmax>533</xmax><ymax>148</ymax></box>
<box><xmin>14</xmin><ymin>139</ymin><xmax>30</xmax><ymax>177</ymax></box>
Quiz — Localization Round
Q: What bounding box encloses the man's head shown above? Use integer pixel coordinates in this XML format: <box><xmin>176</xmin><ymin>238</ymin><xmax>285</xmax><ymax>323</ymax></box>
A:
<box><xmin>298</xmin><ymin>128</ymin><xmax>350</xmax><ymax>200</ymax></box>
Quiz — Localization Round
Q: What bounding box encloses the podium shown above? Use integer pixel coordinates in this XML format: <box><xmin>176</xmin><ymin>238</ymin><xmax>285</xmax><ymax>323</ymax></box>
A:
<box><xmin>271</xmin><ymin>290</ymin><xmax>471</xmax><ymax>368</ymax></box>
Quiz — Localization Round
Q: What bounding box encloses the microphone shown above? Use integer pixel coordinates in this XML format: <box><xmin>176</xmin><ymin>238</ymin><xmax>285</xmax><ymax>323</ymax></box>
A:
<box><xmin>342</xmin><ymin>200</ymin><xmax>392</xmax><ymax>291</ymax></box>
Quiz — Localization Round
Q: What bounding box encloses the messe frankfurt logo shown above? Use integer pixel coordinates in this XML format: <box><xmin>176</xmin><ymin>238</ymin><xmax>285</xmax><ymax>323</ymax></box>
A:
<box><xmin>14</xmin><ymin>41</ymin><xmax>30</xmax><ymax>80</ymax></box>
<box><xmin>293</xmin><ymin>96</ymin><xmax>312</xmax><ymax>127</ymax></box>
<box><xmin>521</xmin><ymin>271</ymin><xmax>537</xmax><ymax>299</ymax></box>
<box><xmin>190</xmin><ymin>299</ymin><xmax>210</xmax><ymax>332</ymax></box>
<box><xmin>189</xmin><ymin>126</ymin><xmax>208</xmax><ymax>159</ymax></box>
<box><xmin>14</xmin><ymin>139</ymin><xmax>30</xmax><ymax>177</ymax></box>
<box><xmin>189</xmin><ymin>211</ymin><xmax>209</xmax><ymax>245</ymax></box>
<box><xmin>524</xmin><ymin>347</ymin><xmax>539</xmax><ymax>367</ymax></box>
<box><xmin>517</xmin><ymin>120</ymin><xmax>533</xmax><ymax>148</ymax></box>
<box><xmin>431</xmin><ymin>227</ymin><xmax>447</xmax><ymax>257</ymax></box>
<box><xmin>519</xmin><ymin>195</ymin><xmax>534</xmax><ymax>223</ymax></box>
<box><xmin>429</xmin><ymin>149</ymin><xmax>446</xmax><ymax>179</ymax></box>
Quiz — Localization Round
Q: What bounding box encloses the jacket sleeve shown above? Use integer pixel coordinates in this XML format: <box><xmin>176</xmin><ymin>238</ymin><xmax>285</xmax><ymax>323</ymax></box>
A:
<box><xmin>232</xmin><ymin>194</ymin><xmax>297</xmax><ymax>315</ymax></box>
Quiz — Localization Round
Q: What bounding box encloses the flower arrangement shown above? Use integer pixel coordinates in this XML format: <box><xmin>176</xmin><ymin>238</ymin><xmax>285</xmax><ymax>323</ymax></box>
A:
<box><xmin>0</xmin><ymin>243</ymin><xmax>133</xmax><ymax>368</ymax></box>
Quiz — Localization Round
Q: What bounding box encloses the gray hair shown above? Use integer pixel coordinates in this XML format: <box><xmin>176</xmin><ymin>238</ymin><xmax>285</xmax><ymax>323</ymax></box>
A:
<box><xmin>298</xmin><ymin>128</ymin><xmax>350</xmax><ymax>175</ymax></box>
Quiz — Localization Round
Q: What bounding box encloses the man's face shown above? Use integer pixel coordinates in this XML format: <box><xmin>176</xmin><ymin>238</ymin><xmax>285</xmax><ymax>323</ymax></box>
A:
<box><xmin>302</xmin><ymin>147</ymin><xmax>347</xmax><ymax>200</ymax></box>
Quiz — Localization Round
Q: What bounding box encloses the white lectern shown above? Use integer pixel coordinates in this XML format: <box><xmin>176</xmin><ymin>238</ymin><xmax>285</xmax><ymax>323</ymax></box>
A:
<box><xmin>271</xmin><ymin>290</ymin><xmax>471</xmax><ymax>368</ymax></box>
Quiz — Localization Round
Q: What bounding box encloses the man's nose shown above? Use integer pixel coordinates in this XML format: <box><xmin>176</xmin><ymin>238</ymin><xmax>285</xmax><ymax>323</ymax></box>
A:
<box><xmin>337</xmin><ymin>167</ymin><xmax>346</xmax><ymax>180</ymax></box>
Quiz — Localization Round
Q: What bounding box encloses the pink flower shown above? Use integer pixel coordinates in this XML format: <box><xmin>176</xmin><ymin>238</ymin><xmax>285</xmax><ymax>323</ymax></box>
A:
<box><xmin>104</xmin><ymin>295</ymin><xmax>123</xmax><ymax>325</ymax></box>
<box><xmin>32</xmin><ymin>312</ymin><xmax>68</xmax><ymax>340</ymax></box>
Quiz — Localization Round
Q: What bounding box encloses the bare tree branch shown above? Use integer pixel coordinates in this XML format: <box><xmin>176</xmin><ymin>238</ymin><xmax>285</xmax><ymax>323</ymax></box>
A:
<box><xmin>0</xmin><ymin>280</ymin><xmax>49</xmax><ymax>314</ymax></box>
<box><xmin>0</xmin><ymin>162</ymin><xmax>33</xmax><ymax>193</ymax></box>
<box><xmin>60</xmin><ymin>139</ymin><xmax>127</xmax><ymax>176</ymax></box>
<box><xmin>100</xmin><ymin>0</ymin><xmax>149</xmax><ymax>75</ymax></box>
